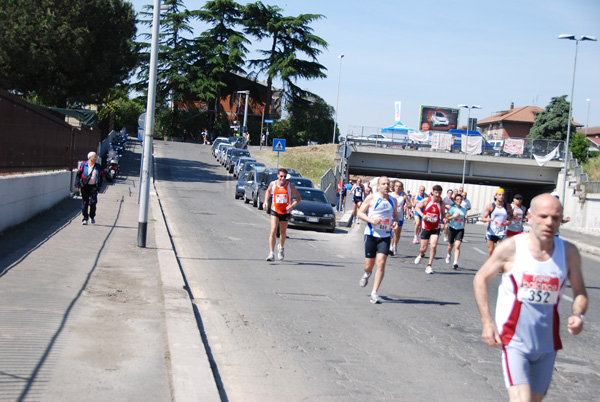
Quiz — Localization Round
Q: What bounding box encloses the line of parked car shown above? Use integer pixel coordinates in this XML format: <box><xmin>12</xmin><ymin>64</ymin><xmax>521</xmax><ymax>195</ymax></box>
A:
<box><xmin>210</xmin><ymin>137</ymin><xmax>337</xmax><ymax>233</ymax></box>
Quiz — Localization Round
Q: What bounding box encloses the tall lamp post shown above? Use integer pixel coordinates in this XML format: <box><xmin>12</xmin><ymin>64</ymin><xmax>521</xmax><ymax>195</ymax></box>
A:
<box><xmin>138</xmin><ymin>0</ymin><xmax>167</xmax><ymax>247</ymax></box>
<box><xmin>458</xmin><ymin>105</ymin><xmax>481</xmax><ymax>188</ymax></box>
<box><xmin>586</xmin><ymin>99</ymin><xmax>591</xmax><ymax>135</ymax></box>
<box><xmin>332</xmin><ymin>54</ymin><xmax>344</xmax><ymax>144</ymax></box>
<box><xmin>558</xmin><ymin>34</ymin><xmax>597</xmax><ymax>204</ymax></box>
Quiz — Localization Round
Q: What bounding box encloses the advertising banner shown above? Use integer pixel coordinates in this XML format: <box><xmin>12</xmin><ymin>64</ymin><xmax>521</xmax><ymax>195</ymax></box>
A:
<box><xmin>394</xmin><ymin>101</ymin><xmax>401</xmax><ymax>122</ymax></box>
<box><xmin>504</xmin><ymin>138</ymin><xmax>525</xmax><ymax>155</ymax></box>
<box><xmin>419</xmin><ymin>106</ymin><xmax>459</xmax><ymax>132</ymax></box>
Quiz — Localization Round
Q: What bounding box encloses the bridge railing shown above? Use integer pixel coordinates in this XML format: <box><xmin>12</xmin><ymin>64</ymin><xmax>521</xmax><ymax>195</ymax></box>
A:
<box><xmin>343</xmin><ymin>127</ymin><xmax>566</xmax><ymax>162</ymax></box>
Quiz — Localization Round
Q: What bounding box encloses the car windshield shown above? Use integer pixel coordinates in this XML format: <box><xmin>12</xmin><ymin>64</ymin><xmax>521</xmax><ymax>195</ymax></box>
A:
<box><xmin>296</xmin><ymin>189</ymin><xmax>328</xmax><ymax>204</ymax></box>
<box><xmin>232</xmin><ymin>150</ymin><xmax>249</xmax><ymax>157</ymax></box>
<box><xmin>288</xmin><ymin>178</ymin><xmax>314</xmax><ymax>188</ymax></box>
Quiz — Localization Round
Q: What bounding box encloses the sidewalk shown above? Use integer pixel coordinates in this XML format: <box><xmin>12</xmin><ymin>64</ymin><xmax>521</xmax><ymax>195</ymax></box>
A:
<box><xmin>0</xmin><ymin>140</ymin><xmax>219</xmax><ymax>401</ymax></box>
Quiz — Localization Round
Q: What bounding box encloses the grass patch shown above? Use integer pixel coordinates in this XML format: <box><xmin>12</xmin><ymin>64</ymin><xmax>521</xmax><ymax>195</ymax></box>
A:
<box><xmin>583</xmin><ymin>156</ymin><xmax>600</xmax><ymax>181</ymax></box>
<box><xmin>253</xmin><ymin>144</ymin><xmax>338</xmax><ymax>185</ymax></box>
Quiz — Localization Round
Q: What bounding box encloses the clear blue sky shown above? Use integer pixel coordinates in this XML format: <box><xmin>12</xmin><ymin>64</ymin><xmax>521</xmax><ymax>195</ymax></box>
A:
<box><xmin>130</xmin><ymin>0</ymin><xmax>600</xmax><ymax>135</ymax></box>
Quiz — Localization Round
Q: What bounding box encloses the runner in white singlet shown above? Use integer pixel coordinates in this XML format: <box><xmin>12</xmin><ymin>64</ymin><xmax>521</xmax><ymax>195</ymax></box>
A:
<box><xmin>474</xmin><ymin>193</ymin><xmax>587</xmax><ymax>402</ymax></box>
<box><xmin>482</xmin><ymin>188</ymin><xmax>513</xmax><ymax>257</ymax></box>
<box><xmin>388</xmin><ymin>180</ymin><xmax>411</xmax><ymax>256</ymax></box>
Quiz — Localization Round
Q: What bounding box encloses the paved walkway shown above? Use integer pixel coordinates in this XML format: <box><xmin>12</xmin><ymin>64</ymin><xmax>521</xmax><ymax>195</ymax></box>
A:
<box><xmin>0</xmin><ymin>140</ymin><xmax>597</xmax><ymax>401</ymax></box>
<box><xmin>0</xmin><ymin>140</ymin><xmax>219</xmax><ymax>402</ymax></box>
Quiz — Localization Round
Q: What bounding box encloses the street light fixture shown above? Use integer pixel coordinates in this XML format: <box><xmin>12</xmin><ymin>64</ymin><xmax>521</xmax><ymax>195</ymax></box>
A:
<box><xmin>458</xmin><ymin>105</ymin><xmax>482</xmax><ymax>188</ymax></box>
<box><xmin>558</xmin><ymin>34</ymin><xmax>597</xmax><ymax>204</ymax></box>
<box><xmin>332</xmin><ymin>54</ymin><xmax>344</xmax><ymax>144</ymax></box>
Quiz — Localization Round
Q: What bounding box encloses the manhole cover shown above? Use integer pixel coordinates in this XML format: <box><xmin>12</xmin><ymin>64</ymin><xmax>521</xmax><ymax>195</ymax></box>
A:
<box><xmin>276</xmin><ymin>292</ymin><xmax>335</xmax><ymax>302</ymax></box>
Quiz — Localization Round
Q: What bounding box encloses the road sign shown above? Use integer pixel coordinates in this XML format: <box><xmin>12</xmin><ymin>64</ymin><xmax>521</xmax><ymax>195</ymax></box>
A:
<box><xmin>138</xmin><ymin>112</ymin><xmax>146</xmax><ymax>129</ymax></box>
<box><xmin>273</xmin><ymin>138</ymin><xmax>286</xmax><ymax>152</ymax></box>
<box><xmin>264</xmin><ymin>119</ymin><xmax>274</xmax><ymax>124</ymax></box>
<box><xmin>338</xmin><ymin>144</ymin><xmax>352</xmax><ymax>159</ymax></box>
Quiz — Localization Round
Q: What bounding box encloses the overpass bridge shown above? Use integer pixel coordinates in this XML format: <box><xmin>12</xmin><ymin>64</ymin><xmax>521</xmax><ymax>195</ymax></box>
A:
<box><xmin>344</xmin><ymin>145</ymin><xmax>564</xmax><ymax>198</ymax></box>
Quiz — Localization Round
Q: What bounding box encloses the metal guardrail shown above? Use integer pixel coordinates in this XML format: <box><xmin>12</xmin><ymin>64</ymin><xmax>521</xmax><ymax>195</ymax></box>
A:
<box><xmin>585</xmin><ymin>182</ymin><xmax>600</xmax><ymax>193</ymax></box>
<box><xmin>343</xmin><ymin>133</ymin><xmax>566</xmax><ymax>162</ymax></box>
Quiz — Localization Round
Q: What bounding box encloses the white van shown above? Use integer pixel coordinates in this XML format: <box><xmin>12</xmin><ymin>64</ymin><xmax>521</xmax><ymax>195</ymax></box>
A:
<box><xmin>488</xmin><ymin>140</ymin><xmax>504</xmax><ymax>151</ymax></box>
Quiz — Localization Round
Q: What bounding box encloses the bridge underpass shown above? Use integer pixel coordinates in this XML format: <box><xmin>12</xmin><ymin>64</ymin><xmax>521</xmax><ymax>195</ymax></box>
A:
<box><xmin>345</xmin><ymin>146</ymin><xmax>563</xmax><ymax>201</ymax></box>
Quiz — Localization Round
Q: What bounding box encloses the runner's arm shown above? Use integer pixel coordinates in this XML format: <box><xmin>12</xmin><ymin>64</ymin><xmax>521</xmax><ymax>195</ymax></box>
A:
<box><xmin>565</xmin><ymin>242</ymin><xmax>587</xmax><ymax>335</ymax></box>
<box><xmin>473</xmin><ymin>239</ymin><xmax>514</xmax><ymax>347</ymax></box>
<box><xmin>287</xmin><ymin>184</ymin><xmax>302</xmax><ymax>212</ymax></box>
<box><xmin>482</xmin><ymin>204</ymin><xmax>493</xmax><ymax>223</ymax></box>
<box><xmin>263</xmin><ymin>182</ymin><xmax>273</xmax><ymax>209</ymax></box>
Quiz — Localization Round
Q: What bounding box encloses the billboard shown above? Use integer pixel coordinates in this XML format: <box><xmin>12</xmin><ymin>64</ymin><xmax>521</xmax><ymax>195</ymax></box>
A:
<box><xmin>419</xmin><ymin>106</ymin><xmax>460</xmax><ymax>132</ymax></box>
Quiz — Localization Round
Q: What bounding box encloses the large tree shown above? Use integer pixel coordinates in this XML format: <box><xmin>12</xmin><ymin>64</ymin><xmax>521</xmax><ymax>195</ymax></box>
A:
<box><xmin>243</xmin><ymin>2</ymin><xmax>328</xmax><ymax>118</ymax></box>
<box><xmin>528</xmin><ymin>95</ymin><xmax>575</xmax><ymax>141</ymax></box>
<box><xmin>196</xmin><ymin>0</ymin><xmax>250</xmax><ymax>134</ymax></box>
<box><xmin>0</xmin><ymin>0</ymin><xmax>137</xmax><ymax>107</ymax></box>
<box><xmin>270</xmin><ymin>95</ymin><xmax>335</xmax><ymax>146</ymax></box>
<box><xmin>137</xmin><ymin>0</ymin><xmax>201</xmax><ymax>137</ymax></box>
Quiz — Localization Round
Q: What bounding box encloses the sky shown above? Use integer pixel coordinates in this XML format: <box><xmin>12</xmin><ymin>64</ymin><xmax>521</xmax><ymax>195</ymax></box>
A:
<box><xmin>129</xmin><ymin>0</ymin><xmax>600</xmax><ymax>136</ymax></box>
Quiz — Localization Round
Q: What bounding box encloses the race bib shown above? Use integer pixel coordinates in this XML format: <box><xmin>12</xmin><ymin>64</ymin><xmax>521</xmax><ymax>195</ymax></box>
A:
<box><xmin>517</xmin><ymin>274</ymin><xmax>560</xmax><ymax>305</ymax></box>
<box><xmin>376</xmin><ymin>218</ymin><xmax>391</xmax><ymax>231</ymax></box>
<box><xmin>494</xmin><ymin>220</ymin><xmax>505</xmax><ymax>226</ymax></box>
<box><xmin>454</xmin><ymin>217</ymin><xmax>464</xmax><ymax>225</ymax></box>
<box><xmin>513</xmin><ymin>217</ymin><xmax>522</xmax><ymax>223</ymax></box>
<box><xmin>425</xmin><ymin>213</ymin><xmax>438</xmax><ymax>223</ymax></box>
<box><xmin>275</xmin><ymin>194</ymin><xmax>288</xmax><ymax>204</ymax></box>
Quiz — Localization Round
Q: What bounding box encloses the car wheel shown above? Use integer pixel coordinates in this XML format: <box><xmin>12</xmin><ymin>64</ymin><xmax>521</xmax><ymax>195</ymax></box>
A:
<box><xmin>244</xmin><ymin>192</ymin><xmax>250</xmax><ymax>204</ymax></box>
<box><xmin>253</xmin><ymin>194</ymin><xmax>258</xmax><ymax>208</ymax></box>
<box><xmin>257</xmin><ymin>194</ymin><xmax>263</xmax><ymax>210</ymax></box>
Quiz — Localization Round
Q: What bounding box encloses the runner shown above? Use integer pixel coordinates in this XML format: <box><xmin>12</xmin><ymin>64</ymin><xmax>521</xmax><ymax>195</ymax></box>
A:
<box><xmin>507</xmin><ymin>194</ymin><xmax>527</xmax><ymax>237</ymax></box>
<box><xmin>482</xmin><ymin>188</ymin><xmax>513</xmax><ymax>257</ymax></box>
<box><xmin>442</xmin><ymin>189</ymin><xmax>455</xmax><ymax>242</ymax></box>
<box><xmin>414</xmin><ymin>184</ymin><xmax>444</xmax><ymax>274</ymax></box>
<box><xmin>357</xmin><ymin>176</ymin><xmax>399</xmax><ymax>304</ymax></box>
<box><xmin>263</xmin><ymin>168</ymin><xmax>302</xmax><ymax>261</ymax></box>
<box><xmin>350</xmin><ymin>177</ymin><xmax>365</xmax><ymax>225</ymax></box>
<box><xmin>405</xmin><ymin>190</ymin><xmax>413</xmax><ymax>220</ymax></box>
<box><xmin>445</xmin><ymin>193</ymin><xmax>467</xmax><ymax>270</ymax></box>
<box><xmin>473</xmin><ymin>193</ymin><xmax>587</xmax><ymax>402</ymax></box>
<box><xmin>412</xmin><ymin>186</ymin><xmax>426</xmax><ymax>244</ymax></box>
<box><xmin>388</xmin><ymin>180</ymin><xmax>411</xmax><ymax>256</ymax></box>
<box><xmin>364</xmin><ymin>181</ymin><xmax>372</xmax><ymax>197</ymax></box>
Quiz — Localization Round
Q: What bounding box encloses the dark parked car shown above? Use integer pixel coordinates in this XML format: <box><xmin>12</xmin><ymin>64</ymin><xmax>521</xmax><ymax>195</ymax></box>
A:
<box><xmin>289</xmin><ymin>187</ymin><xmax>336</xmax><ymax>233</ymax></box>
<box><xmin>235</xmin><ymin>171</ymin><xmax>249</xmax><ymax>199</ymax></box>
<box><xmin>227</xmin><ymin>149</ymin><xmax>251</xmax><ymax>173</ymax></box>
<box><xmin>243</xmin><ymin>167</ymin><xmax>267</xmax><ymax>207</ymax></box>
<box><xmin>257</xmin><ymin>168</ymin><xmax>302</xmax><ymax>212</ymax></box>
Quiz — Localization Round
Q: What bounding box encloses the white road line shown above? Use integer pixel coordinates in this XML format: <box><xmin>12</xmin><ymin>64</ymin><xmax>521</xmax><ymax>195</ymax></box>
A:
<box><xmin>473</xmin><ymin>247</ymin><xmax>487</xmax><ymax>255</ymax></box>
<box><xmin>563</xmin><ymin>295</ymin><xmax>573</xmax><ymax>302</ymax></box>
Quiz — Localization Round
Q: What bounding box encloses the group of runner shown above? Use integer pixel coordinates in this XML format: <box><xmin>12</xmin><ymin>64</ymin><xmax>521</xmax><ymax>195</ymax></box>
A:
<box><xmin>261</xmin><ymin>170</ymin><xmax>588</xmax><ymax>401</ymax></box>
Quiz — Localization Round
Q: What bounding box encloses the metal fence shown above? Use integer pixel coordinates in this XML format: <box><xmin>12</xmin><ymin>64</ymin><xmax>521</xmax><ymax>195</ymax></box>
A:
<box><xmin>585</xmin><ymin>182</ymin><xmax>600</xmax><ymax>193</ymax></box>
<box><xmin>0</xmin><ymin>88</ymin><xmax>102</xmax><ymax>174</ymax></box>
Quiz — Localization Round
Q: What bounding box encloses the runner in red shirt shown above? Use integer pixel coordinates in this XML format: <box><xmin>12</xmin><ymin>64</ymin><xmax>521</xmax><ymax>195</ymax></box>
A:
<box><xmin>414</xmin><ymin>184</ymin><xmax>445</xmax><ymax>274</ymax></box>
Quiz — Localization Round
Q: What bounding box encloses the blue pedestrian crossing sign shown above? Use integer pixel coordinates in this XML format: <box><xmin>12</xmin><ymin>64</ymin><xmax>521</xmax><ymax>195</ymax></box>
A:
<box><xmin>273</xmin><ymin>138</ymin><xmax>286</xmax><ymax>152</ymax></box>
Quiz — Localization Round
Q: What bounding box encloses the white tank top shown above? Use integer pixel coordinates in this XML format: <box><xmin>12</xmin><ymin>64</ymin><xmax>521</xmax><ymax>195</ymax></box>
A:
<box><xmin>389</xmin><ymin>192</ymin><xmax>405</xmax><ymax>221</ymax></box>
<box><xmin>495</xmin><ymin>234</ymin><xmax>568</xmax><ymax>353</ymax></box>
<box><xmin>507</xmin><ymin>205</ymin><xmax>525</xmax><ymax>232</ymax></box>
<box><xmin>486</xmin><ymin>203</ymin><xmax>508</xmax><ymax>237</ymax></box>
<box><xmin>364</xmin><ymin>194</ymin><xmax>395</xmax><ymax>238</ymax></box>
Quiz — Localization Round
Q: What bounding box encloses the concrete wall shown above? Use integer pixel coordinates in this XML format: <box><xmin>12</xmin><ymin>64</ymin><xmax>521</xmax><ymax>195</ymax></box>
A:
<box><xmin>0</xmin><ymin>171</ymin><xmax>72</xmax><ymax>233</ymax></box>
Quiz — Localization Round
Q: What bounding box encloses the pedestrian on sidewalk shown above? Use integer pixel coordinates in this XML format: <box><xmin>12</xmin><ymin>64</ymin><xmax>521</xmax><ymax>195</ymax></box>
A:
<box><xmin>76</xmin><ymin>151</ymin><xmax>103</xmax><ymax>225</ymax></box>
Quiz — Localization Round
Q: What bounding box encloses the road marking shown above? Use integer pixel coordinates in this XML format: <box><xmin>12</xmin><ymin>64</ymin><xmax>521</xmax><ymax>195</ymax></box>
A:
<box><xmin>563</xmin><ymin>295</ymin><xmax>573</xmax><ymax>302</ymax></box>
<box><xmin>473</xmin><ymin>247</ymin><xmax>487</xmax><ymax>255</ymax></box>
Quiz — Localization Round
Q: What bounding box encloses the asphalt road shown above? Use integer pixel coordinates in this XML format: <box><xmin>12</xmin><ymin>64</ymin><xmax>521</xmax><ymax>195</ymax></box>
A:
<box><xmin>153</xmin><ymin>141</ymin><xmax>599</xmax><ymax>402</ymax></box>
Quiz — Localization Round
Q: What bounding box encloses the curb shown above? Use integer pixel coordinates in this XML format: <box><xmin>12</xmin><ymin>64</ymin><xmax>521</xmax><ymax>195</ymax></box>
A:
<box><xmin>150</xmin><ymin>187</ymin><xmax>221</xmax><ymax>402</ymax></box>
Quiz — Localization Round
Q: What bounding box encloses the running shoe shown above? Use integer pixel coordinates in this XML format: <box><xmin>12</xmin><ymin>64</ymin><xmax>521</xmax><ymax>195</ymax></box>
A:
<box><xmin>356</xmin><ymin>220</ymin><xmax>360</xmax><ymax>225</ymax></box>
<box><xmin>453</xmin><ymin>264</ymin><xmax>459</xmax><ymax>270</ymax></box>
<box><xmin>277</xmin><ymin>245</ymin><xmax>284</xmax><ymax>261</ymax></box>
<box><xmin>425</xmin><ymin>265</ymin><xmax>433</xmax><ymax>274</ymax></box>
<box><xmin>414</xmin><ymin>254</ymin><xmax>423</xmax><ymax>265</ymax></box>
<box><xmin>91</xmin><ymin>218</ymin><xmax>96</xmax><ymax>224</ymax></box>
<box><xmin>359</xmin><ymin>275</ymin><xmax>369</xmax><ymax>287</ymax></box>
<box><xmin>443</xmin><ymin>236</ymin><xmax>448</xmax><ymax>242</ymax></box>
<box><xmin>413</xmin><ymin>235</ymin><xmax>419</xmax><ymax>244</ymax></box>
<box><xmin>445</xmin><ymin>254</ymin><xmax>451</xmax><ymax>264</ymax></box>
<box><xmin>370</xmin><ymin>293</ymin><xmax>381</xmax><ymax>304</ymax></box>
<box><xmin>82</xmin><ymin>219</ymin><xmax>88</xmax><ymax>225</ymax></box>
<box><xmin>393</xmin><ymin>245</ymin><xmax>398</xmax><ymax>256</ymax></box>
<box><xmin>266</xmin><ymin>252</ymin><xmax>274</xmax><ymax>261</ymax></box>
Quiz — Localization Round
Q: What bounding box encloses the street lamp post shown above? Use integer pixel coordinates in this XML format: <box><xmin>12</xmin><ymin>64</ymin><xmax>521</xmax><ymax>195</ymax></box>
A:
<box><xmin>586</xmin><ymin>99</ymin><xmax>591</xmax><ymax>135</ymax></box>
<box><xmin>458</xmin><ymin>105</ymin><xmax>482</xmax><ymax>188</ymax></box>
<box><xmin>332</xmin><ymin>54</ymin><xmax>344</xmax><ymax>144</ymax></box>
<box><xmin>138</xmin><ymin>0</ymin><xmax>166</xmax><ymax>248</ymax></box>
<box><xmin>558</xmin><ymin>34</ymin><xmax>597</xmax><ymax>204</ymax></box>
